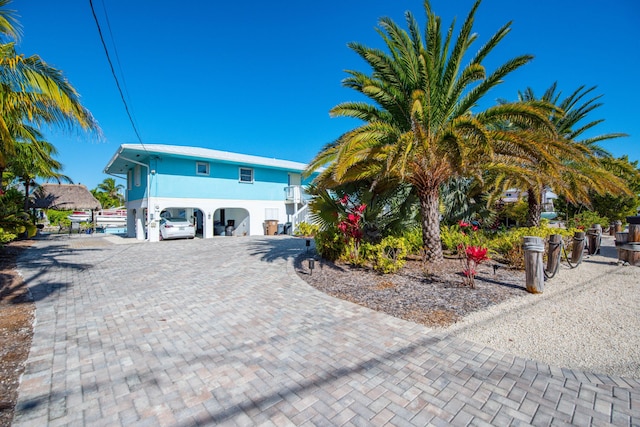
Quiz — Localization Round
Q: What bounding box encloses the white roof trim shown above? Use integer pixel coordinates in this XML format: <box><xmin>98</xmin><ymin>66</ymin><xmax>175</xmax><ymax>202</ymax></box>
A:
<box><xmin>119</xmin><ymin>144</ymin><xmax>310</xmax><ymax>171</ymax></box>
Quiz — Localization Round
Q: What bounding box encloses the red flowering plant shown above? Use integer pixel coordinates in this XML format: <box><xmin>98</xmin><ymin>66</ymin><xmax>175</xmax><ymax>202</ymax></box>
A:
<box><xmin>456</xmin><ymin>220</ymin><xmax>490</xmax><ymax>288</ymax></box>
<box><xmin>336</xmin><ymin>194</ymin><xmax>366</xmax><ymax>261</ymax></box>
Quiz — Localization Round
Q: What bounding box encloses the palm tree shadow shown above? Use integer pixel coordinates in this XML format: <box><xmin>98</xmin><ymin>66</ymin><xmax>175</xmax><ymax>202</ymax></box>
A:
<box><xmin>247</xmin><ymin>236</ymin><xmax>312</xmax><ymax>264</ymax></box>
<box><xmin>12</xmin><ymin>242</ymin><xmax>97</xmax><ymax>303</ymax></box>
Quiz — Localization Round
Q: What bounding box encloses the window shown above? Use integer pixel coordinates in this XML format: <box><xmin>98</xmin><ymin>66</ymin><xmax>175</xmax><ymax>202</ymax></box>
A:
<box><xmin>239</xmin><ymin>167</ymin><xmax>253</xmax><ymax>183</ymax></box>
<box><xmin>196</xmin><ymin>161</ymin><xmax>209</xmax><ymax>176</ymax></box>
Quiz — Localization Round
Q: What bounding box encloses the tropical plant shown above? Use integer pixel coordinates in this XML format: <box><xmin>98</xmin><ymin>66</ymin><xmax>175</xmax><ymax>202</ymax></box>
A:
<box><xmin>460</xmin><ymin>245</ymin><xmax>489</xmax><ymax>288</ymax></box>
<box><xmin>368</xmin><ymin>236</ymin><xmax>409</xmax><ymax>273</ymax></box>
<box><xmin>0</xmin><ymin>0</ymin><xmax>99</xmax><ymax>190</ymax></box>
<box><xmin>0</xmin><ymin>187</ymin><xmax>34</xmax><ymax>241</ymax></box>
<box><xmin>294</xmin><ymin>221</ymin><xmax>319</xmax><ymax>237</ymax></box>
<box><xmin>314</xmin><ymin>228</ymin><xmax>345</xmax><ymax>262</ymax></box>
<box><xmin>91</xmin><ymin>178</ymin><xmax>124</xmax><ymax>208</ymax></box>
<box><xmin>306</xmin><ymin>0</ymin><xmax>559</xmax><ymax>262</ymax></box>
<box><xmin>307</xmin><ymin>181</ymin><xmax>418</xmax><ymax>243</ymax></box>
<box><xmin>44</xmin><ymin>209</ymin><xmax>72</xmax><ymax>226</ymax></box>
<box><xmin>440</xmin><ymin>177</ymin><xmax>495</xmax><ymax>226</ymax></box>
<box><xmin>97</xmin><ymin>178</ymin><xmax>124</xmax><ymax>203</ymax></box>
<box><xmin>6</xmin><ymin>137</ymin><xmax>72</xmax><ymax>212</ymax></box>
<box><xmin>584</xmin><ymin>156</ymin><xmax>640</xmax><ymax>222</ymax></box>
<box><xmin>336</xmin><ymin>194</ymin><xmax>366</xmax><ymax>261</ymax></box>
<box><xmin>566</xmin><ymin>210</ymin><xmax>609</xmax><ymax>230</ymax></box>
<box><xmin>484</xmin><ymin>225</ymin><xmax>574</xmax><ymax>268</ymax></box>
<box><xmin>499</xmin><ymin>83</ymin><xmax>631</xmax><ymax>226</ymax></box>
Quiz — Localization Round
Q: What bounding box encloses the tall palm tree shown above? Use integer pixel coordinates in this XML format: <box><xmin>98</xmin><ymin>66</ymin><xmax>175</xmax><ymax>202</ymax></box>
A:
<box><xmin>501</xmin><ymin>83</ymin><xmax>630</xmax><ymax>226</ymax></box>
<box><xmin>306</xmin><ymin>0</ymin><xmax>558</xmax><ymax>261</ymax></box>
<box><xmin>0</xmin><ymin>0</ymin><xmax>99</xmax><ymax>189</ymax></box>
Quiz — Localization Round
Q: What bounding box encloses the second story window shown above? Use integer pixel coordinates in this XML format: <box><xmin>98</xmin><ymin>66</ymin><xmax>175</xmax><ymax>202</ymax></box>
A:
<box><xmin>196</xmin><ymin>161</ymin><xmax>210</xmax><ymax>176</ymax></box>
<box><xmin>239</xmin><ymin>167</ymin><xmax>253</xmax><ymax>183</ymax></box>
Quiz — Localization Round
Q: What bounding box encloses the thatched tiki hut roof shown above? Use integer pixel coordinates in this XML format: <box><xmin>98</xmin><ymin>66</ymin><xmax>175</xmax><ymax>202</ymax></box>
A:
<box><xmin>30</xmin><ymin>184</ymin><xmax>102</xmax><ymax>211</ymax></box>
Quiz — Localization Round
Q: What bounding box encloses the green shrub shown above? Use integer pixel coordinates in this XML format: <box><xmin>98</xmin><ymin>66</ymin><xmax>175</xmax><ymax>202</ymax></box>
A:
<box><xmin>485</xmin><ymin>226</ymin><xmax>575</xmax><ymax>268</ymax></box>
<box><xmin>295</xmin><ymin>221</ymin><xmax>319</xmax><ymax>237</ymax></box>
<box><xmin>316</xmin><ymin>230</ymin><xmax>408</xmax><ymax>273</ymax></box>
<box><xmin>440</xmin><ymin>223</ymin><xmax>488</xmax><ymax>255</ymax></box>
<box><xmin>567</xmin><ymin>210</ymin><xmax>609</xmax><ymax>230</ymax></box>
<box><xmin>401</xmin><ymin>227</ymin><xmax>424</xmax><ymax>254</ymax></box>
<box><xmin>314</xmin><ymin>229</ymin><xmax>345</xmax><ymax>262</ymax></box>
<box><xmin>370</xmin><ymin>236</ymin><xmax>408</xmax><ymax>273</ymax></box>
<box><xmin>440</xmin><ymin>225</ymin><xmax>470</xmax><ymax>252</ymax></box>
<box><xmin>46</xmin><ymin>209</ymin><xmax>73</xmax><ymax>226</ymax></box>
<box><xmin>500</xmin><ymin>200</ymin><xmax>528</xmax><ymax>225</ymax></box>
<box><xmin>0</xmin><ymin>228</ymin><xmax>17</xmax><ymax>243</ymax></box>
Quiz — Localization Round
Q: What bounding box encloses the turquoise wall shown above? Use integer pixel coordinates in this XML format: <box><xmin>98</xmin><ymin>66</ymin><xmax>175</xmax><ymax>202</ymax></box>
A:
<box><xmin>127</xmin><ymin>167</ymin><xmax>148</xmax><ymax>200</ymax></box>
<box><xmin>126</xmin><ymin>156</ymin><xmax>311</xmax><ymax>201</ymax></box>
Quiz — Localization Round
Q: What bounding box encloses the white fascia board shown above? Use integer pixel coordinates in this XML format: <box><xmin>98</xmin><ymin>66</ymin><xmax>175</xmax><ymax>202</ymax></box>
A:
<box><xmin>119</xmin><ymin>144</ymin><xmax>310</xmax><ymax>172</ymax></box>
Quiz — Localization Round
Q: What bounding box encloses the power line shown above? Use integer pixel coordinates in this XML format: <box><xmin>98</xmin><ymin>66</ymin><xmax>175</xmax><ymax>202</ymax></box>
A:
<box><xmin>88</xmin><ymin>0</ymin><xmax>145</xmax><ymax>148</ymax></box>
<box><xmin>99</xmin><ymin>0</ymin><xmax>134</xmax><ymax>125</ymax></box>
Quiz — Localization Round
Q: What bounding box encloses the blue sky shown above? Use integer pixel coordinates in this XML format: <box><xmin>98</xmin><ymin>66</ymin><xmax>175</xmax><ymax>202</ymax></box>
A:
<box><xmin>13</xmin><ymin>0</ymin><xmax>640</xmax><ymax>191</ymax></box>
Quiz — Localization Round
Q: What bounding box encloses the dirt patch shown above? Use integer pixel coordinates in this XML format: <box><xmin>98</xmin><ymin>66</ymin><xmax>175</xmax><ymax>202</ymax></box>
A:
<box><xmin>295</xmin><ymin>253</ymin><xmax>527</xmax><ymax>328</ymax></box>
<box><xmin>0</xmin><ymin>240</ymin><xmax>35</xmax><ymax>427</ymax></box>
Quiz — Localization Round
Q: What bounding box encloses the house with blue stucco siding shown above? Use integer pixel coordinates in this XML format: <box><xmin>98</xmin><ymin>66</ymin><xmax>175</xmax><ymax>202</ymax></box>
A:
<box><xmin>103</xmin><ymin>144</ymin><xmax>313</xmax><ymax>242</ymax></box>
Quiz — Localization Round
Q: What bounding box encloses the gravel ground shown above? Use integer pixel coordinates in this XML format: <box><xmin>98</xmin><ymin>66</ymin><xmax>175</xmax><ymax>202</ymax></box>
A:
<box><xmin>297</xmin><ymin>235</ymin><xmax>639</xmax><ymax>379</ymax></box>
<box><xmin>442</xmin><ymin>235</ymin><xmax>640</xmax><ymax>379</ymax></box>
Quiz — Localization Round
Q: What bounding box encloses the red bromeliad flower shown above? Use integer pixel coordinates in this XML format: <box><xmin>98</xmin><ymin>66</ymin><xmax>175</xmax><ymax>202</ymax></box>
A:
<box><xmin>465</xmin><ymin>246</ymin><xmax>489</xmax><ymax>264</ymax></box>
<box><xmin>347</xmin><ymin>213</ymin><xmax>360</xmax><ymax>224</ymax></box>
<box><xmin>335</xmin><ymin>194</ymin><xmax>367</xmax><ymax>253</ymax></box>
<box><xmin>458</xmin><ymin>220</ymin><xmax>470</xmax><ymax>228</ymax></box>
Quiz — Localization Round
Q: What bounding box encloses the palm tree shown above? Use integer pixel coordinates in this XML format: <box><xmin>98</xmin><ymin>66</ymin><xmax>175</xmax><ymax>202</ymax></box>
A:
<box><xmin>0</xmin><ymin>0</ymin><xmax>99</xmax><ymax>189</ymax></box>
<box><xmin>500</xmin><ymin>83</ymin><xmax>630</xmax><ymax>226</ymax></box>
<box><xmin>6</xmin><ymin>133</ymin><xmax>72</xmax><ymax>211</ymax></box>
<box><xmin>95</xmin><ymin>178</ymin><xmax>124</xmax><ymax>207</ymax></box>
<box><xmin>306</xmin><ymin>0</ymin><xmax>558</xmax><ymax>261</ymax></box>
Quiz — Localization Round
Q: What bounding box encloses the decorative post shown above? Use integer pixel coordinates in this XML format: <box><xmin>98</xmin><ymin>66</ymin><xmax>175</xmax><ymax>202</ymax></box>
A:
<box><xmin>523</xmin><ymin>236</ymin><xmax>545</xmax><ymax>293</ymax></box>
<box><xmin>617</xmin><ymin>232</ymin><xmax>629</xmax><ymax>263</ymax></box>
<box><xmin>614</xmin><ymin>220</ymin><xmax>623</xmax><ymax>233</ymax></box>
<box><xmin>571</xmin><ymin>231</ymin><xmax>586</xmax><ymax>264</ymax></box>
<box><xmin>546</xmin><ymin>234</ymin><xmax>562</xmax><ymax>275</ymax></box>
<box><xmin>629</xmin><ymin>224</ymin><xmax>640</xmax><ymax>243</ymax></box>
<box><xmin>587</xmin><ymin>226</ymin><xmax>601</xmax><ymax>255</ymax></box>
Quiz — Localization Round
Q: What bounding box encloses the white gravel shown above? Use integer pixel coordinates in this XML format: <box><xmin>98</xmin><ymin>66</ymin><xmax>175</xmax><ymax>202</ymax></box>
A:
<box><xmin>442</xmin><ymin>235</ymin><xmax>640</xmax><ymax>379</ymax></box>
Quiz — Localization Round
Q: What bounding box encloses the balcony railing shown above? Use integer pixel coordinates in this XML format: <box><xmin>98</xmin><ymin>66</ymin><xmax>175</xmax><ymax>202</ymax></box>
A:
<box><xmin>284</xmin><ymin>185</ymin><xmax>303</xmax><ymax>204</ymax></box>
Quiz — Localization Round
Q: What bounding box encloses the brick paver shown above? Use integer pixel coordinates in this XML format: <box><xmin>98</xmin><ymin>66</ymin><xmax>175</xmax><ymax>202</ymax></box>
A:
<box><xmin>12</xmin><ymin>234</ymin><xmax>640</xmax><ymax>426</ymax></box>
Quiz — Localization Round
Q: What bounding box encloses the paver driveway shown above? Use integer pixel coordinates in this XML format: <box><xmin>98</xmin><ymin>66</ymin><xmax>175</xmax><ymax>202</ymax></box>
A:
<box><xmin>13</xmin><ymin>235</ymin><xmax>640</xmax><ymax>426</ymax></box>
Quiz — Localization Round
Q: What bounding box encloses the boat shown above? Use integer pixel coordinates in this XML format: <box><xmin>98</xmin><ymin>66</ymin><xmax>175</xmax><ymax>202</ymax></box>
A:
<box><xmin>68</xmin><ymin>207</ymin><xmax>127</xmax><ymax>225</ymax></box>
<box><xmin>96</xmin><ymin>207</ymin><xmax>127</xmax><ymax>225</ymax></box>
<box><xmin>68</xmin><ymin>211</ymin><xmax>91</xmax><ymax>222</ymax></box>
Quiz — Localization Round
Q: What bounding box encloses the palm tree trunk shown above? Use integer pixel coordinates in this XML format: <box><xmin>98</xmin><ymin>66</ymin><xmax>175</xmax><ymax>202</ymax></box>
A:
<box><xmin>23</xmin><ymin>179</ymin><xmax>31</xmax><ymax>212</ymax></box>
<box><xmin>417</xmin><ymin>187</ymin><xmax>444</xmax><ymax>262</ymax></box>
<box><xmin>526</xmin><ymin>186</ymin><xmax>542</xmax><ymax>227</ymax></box>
